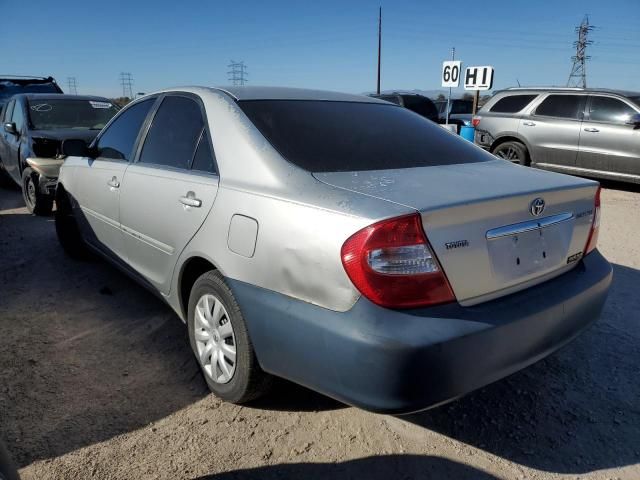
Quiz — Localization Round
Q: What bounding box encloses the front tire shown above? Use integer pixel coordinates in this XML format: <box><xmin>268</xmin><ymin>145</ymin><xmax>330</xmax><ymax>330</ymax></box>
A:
<box><xmin>188</xmin><ymin>270</ymin><xmax>272</xmax><ymax>403</ymax></box>
<box><xmin>22</xmin><ymin>167</ymin><xmax>53</xmax><ymax>215</ymax></box>
<box><xmin>492</xmin><ymin>141</ymin><xmax>530</xmax><ymax>166</ymax></box>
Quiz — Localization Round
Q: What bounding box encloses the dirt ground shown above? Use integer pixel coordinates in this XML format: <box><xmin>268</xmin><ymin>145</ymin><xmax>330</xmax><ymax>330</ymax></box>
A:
<box><xmin>0</xmin><ymin>182</ymin><xmax>639</xmax><ymax>480</ymax></box>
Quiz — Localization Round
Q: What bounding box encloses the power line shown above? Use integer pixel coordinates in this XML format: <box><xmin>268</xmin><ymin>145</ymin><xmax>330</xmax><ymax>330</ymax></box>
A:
<box><xmin>67</xmin><ymin>77</ymin><xmax>78</xmax><ymax>95</ymax></box>
<box><xmin>119</xmin><ymin>72</ymin><xmax>134</xmax><ymax>99</ymax></box>
<box><xmin>567</xmin><ymin>15</ymin><xmax>594</xmax><ymax>88</ymax></box>
<box><xmin>227</xmin><ymin>61</ymin><xmax>248</xmax><ymax>86</ymax></box>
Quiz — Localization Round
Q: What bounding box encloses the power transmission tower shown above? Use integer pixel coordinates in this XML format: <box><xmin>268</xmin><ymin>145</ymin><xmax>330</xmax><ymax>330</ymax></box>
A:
<box><xmin>119</xmin><ymin>72</ymin><xmax>134</xmax><ymax>99</ymax></box>
<box><xmin>67</xmin><ymin>77</ymin><xmax>78</xmax><ymax>95</ymax></box>
<box><xmin>227</xmin><ymin>61</ymin><xmax>248</xmax><ymax>86</ymax></box>
<box><xmin>567</xmin><ymin>15</ymin><xmax>594</xmax><ymax>88</ymax></box>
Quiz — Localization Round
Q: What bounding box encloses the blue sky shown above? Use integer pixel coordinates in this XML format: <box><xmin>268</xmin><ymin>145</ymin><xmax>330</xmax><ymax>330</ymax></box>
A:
<box><xmin>2</xmin><ymin>0</ymin><xmax>638</xmax><ymax>98</ymax></box>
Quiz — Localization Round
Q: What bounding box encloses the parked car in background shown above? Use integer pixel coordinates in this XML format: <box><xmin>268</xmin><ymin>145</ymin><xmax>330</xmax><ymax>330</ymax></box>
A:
<box><xmin>434</xmin><ymin>98</ymin><xmax>474</xmax><ymax>127</ymax></box>
<box><xmin>55</xmin><ymin>86</ymin><xmax>610</xmax><ymax>414</ymax></box>
<box><xmin>0</xmin><ymin>75</ymin><xmax>63</xmax><ymax>109</ymax></box>
<box><xmin>0</xmin><ymin>94</ymin><xmax>118</xmax><ymax>214</ymax></box>
<box><xmin>474</xmin><ymin>87</ymin><xmax>640</xmax><ymax>183</ymax></box>
<box><xmin>368</xmin><ymin>92</ymin><xmax>439</xmax><ymax>122</ymax></box>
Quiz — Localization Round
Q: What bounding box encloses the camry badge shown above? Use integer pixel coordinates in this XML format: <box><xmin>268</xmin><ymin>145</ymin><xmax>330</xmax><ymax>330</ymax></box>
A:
<box><xmin>530</xmin><ymin>197</ymin><xmax>545</xmax><ymax>216</ymax></box>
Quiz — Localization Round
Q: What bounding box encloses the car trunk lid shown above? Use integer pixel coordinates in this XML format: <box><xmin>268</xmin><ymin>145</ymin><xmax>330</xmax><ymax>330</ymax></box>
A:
<box><xmin>314</xmin><ymin>159</ymin><xmax>599</xmax><ymax>305</ymax></box>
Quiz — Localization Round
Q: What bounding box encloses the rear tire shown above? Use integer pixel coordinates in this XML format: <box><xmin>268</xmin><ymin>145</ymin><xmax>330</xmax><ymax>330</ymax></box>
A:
<box><xmin>55</xmin><ymin>186</ymin><xmax>90</xmax><ymax>259</ymax></box>
<box><xmin>22</xmin><ymin>167</ymin><xmax>53</xmax><ymax>215</ymax></box>
<box><xmin>188</xmin><ymin>270</ymin><xmax>272</xmax><ymax>404</ymax></box>
<box><xmin>492</xmin><ymin>141</ymin><xmax>529</xmax><ymax>166</ymax></box>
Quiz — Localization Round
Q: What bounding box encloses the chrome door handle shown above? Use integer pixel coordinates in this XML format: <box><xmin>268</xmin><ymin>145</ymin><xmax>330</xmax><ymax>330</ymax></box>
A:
<box><xmin>584</xmin><ymin>127</ymin><xmax>600</xmax><ymax>133</ymax></box>
<box><xmin>522</xmin><ymin>121</ymin><xmax>536</xmax><ymax>126</ymax></box>
<box><xmin>107</xmin><ymin>176</ymin><xmax>120</xmax><ymax>188</ymax></box>
<box><xmin>180</xmin><ymin>191</ymin><xmax>202</xmax><ymax>208</ymax></box>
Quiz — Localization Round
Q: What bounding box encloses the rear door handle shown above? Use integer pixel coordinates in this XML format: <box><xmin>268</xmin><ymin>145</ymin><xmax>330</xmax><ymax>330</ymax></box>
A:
<box><xmin>180</xmin><ymin>191</ymin><xmax>202</xmax><ymax>208</ymax></box>
<box><xmin>584</xmin><ymin>127</ymin><xmax>600</xmax><ymax>133</ymax></box>
<box><xmin>522</xmin><ymin>121</ymin><xmax>536</xmax><ymax>126</ymax></box>
<box><xmin>107</xmin><ymin>176</ymin><xmax>120</xmax><ymax>188</ymax></box>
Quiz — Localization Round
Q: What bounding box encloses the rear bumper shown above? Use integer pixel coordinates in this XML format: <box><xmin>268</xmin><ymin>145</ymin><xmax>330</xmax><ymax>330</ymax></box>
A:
<box><xmin>229</xmin><ymin>250</ymin><xmax>612</xmax><ymax>414</ymax></box>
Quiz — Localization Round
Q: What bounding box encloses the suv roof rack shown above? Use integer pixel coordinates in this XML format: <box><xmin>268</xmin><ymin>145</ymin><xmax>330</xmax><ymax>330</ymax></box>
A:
<box><xmin>504</xmin><ymin>86</ymin><xmax>584</xmax><ymax>91</ymax></box>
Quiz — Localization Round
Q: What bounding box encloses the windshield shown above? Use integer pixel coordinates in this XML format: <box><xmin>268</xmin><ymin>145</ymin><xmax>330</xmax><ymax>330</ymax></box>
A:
<box><xmin>27</xmin><ymin>99</ymin><xmax>118</xmax><ymax>130</ymax></box>
<box><xmin>239</xmin><ymin>100</ymin><xmax>488</xmax><ymax>172</ymax></box>
<box><xmin>0</xmin><ymin>81</ymin><xmax>61</xmax><ymax>107</ymax></box>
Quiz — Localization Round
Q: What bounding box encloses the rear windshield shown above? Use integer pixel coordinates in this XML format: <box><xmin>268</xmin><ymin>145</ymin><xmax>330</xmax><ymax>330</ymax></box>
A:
<box><xmin>239</xmin><ymin>100</ymin><xmax>488</xmax><ymax>172</ymax></box>
<box><xmin>28</xmin><ymin>99</ymin><xmax>118</xmax><ymax>130</ymax></box>
<box><xmin>451</xmin><ymin>100</ymin><xmax>473</xmax><ymax>114</ymax></box>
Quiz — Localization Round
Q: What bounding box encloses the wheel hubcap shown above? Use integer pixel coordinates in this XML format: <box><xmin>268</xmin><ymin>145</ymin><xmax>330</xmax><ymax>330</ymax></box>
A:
<box><xmin>194</xmin><ymin>294</ymin><xmax>236</xmax><ymax>384</ymax></box>
<box><xmin>497</xmin><ymin>147</ymin><xmax>520</xmax><ymax>162</ymax></box>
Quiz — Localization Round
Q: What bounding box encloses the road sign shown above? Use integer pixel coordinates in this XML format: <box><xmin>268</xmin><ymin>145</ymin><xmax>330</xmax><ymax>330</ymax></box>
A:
<box><xmin>464</xmin><ymin>66</ymin><xmax>494</xmax><ymax>90</ymax></box>
<box><xmin>441</xmin><ymin>61</ymin><xmax>462</xmax><ymax>88</ymax></box>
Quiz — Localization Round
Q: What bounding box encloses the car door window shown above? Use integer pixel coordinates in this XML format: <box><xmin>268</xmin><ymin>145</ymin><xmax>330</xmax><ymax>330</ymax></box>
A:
<box><xmin>534</xmin><ymin>95</ymin><xmax>586</xmax><ymax>119</ymax></box>
<box><xmin>489</xmin><ymin>95</ymin><xmax>537</xmax><ymax>113</ymax></box>
<box><xmin>11</xmin><ymin>101</ymin><xmax>25</xmax><ymax>131</ymax></box>
<box><xmin>96</xmin><ymin>99</ymin><xmax>154</xmax><ymax>160</ymax></box>
<box><xmin>138</xmin><ymin>96</ymin><xmax>204</xmax><ymax>170</ymax></box>
<box><xmin>3</xmin><ymin>100</ymin><xmax>14</xmax><ymax>122</ymax></box>
<box><xmin>589</xmin><ymin>96</ymin><xmax>637</xmax><ymax>124</ymax></box>
<box><xmin>191</xmin><ymin>130</ymin><xmax>217</xmax><ymax>174</ymax></box>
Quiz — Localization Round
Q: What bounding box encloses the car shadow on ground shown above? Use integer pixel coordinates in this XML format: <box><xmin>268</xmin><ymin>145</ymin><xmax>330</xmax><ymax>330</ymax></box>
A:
<box><xmin>196</xmin><ymin>455</ymin><xmax>499</xmax><ymax>480</ymax></box>
<box><xmin>0</xmin><ymin>206</ymin><xmax>211</xmax><ymax>467</ymax></box>
<box><xmin>401</xmin><ymin>262</ymin><xmax>640</xmax><ymax>474</ymax></box>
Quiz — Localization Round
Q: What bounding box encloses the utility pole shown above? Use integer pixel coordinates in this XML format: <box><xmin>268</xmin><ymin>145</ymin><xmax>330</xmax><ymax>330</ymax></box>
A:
<box><xmin>119</xmin><ymin>72</ymin><xmax>134</xmax><ymax>99</ymax></box>
<box><xmin>376</xmin><ymin>6</ymin><xmax>382</xmax><ymax>94</ymax></box>
<box><xmin>445</xmin><ymin>47</ymin><xmax>455</xmax><ymax>125</ymax></box>
<box><xmin>567</xmin><ymin>15</ymin><xmax>594</xmax><ymax>88</ymax></box>
<box><xmin>67</xmin><ymin>77</ymin><xmax>78</xmax><ymax>95</ymax></box>
<box><xmin>227</xmin><ymin>61</ymin><xmax>248</xmax><ymax>86</ymax></box>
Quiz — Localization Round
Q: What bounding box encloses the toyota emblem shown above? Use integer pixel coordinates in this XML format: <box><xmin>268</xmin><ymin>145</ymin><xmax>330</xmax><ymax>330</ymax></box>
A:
<box><xmin>530</xmin><ymin>197</ymin><xmax>545</xmax><ymax>216</ymax></box>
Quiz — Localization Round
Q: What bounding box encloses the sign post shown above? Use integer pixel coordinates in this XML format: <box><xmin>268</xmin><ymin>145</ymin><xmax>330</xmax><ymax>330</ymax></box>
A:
<box><xmin>441</xmin><ymin>50</ymin><xmax>460</xmax><ymax>125</ymax></box>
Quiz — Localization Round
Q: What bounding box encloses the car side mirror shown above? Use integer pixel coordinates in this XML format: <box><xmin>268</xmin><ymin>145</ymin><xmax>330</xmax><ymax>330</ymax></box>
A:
<box><xmin>625</xmin><ymin>113</ymin><xmax>640</xmax><ymax>126</ymax></box>
<box><xmin>3</xmin><ymin>122</ymin><xmax>17</xmax><ymax>135</ymax></box>
<box><xmin>62</xmin><ymin>139</ymin><xmax>95</xmax><ymax>158</ymax></box>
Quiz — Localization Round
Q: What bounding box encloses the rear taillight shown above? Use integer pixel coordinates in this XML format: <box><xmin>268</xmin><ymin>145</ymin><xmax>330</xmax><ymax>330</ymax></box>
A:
<box><xmin>341</xmin><ymin>213</ymin><xmax>455</xmax><ymax>308</ymax></box>
<box><xmin>471</xmin><ymin>116</ymin><xmax>481</xmax><ymax>127</ymax></box>
<box><xmin>584</xmin><ymin>186</ymin><xmax>601</xmax><ymax>255</ymax></box>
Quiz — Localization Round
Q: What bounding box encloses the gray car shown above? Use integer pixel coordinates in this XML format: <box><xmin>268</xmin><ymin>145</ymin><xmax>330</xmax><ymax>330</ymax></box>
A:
<box><xmin>55</xmin><ymin>86</ymin><xmax>611</xmax><ymax>413</ymax></box>
<box><xmin>474</xmin><ymin>87</ymin><xmax>640</xmax><ymax>183</ymax></box>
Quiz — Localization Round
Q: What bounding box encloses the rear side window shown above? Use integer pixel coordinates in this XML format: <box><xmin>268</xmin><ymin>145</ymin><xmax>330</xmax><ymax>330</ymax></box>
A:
<box><xmin>588</xmin><ymin>96</ymin><xmax>637</xmax><ymax>124</ymax></box>
<box><xmin>191</xmin><ymin>131</ymin><xmax>217</xmax><ymax>174</ymax></box>
<box><xmin>139</xmin><ymin>96</ymin><xmax>204</xmax><ymax>170</ymax></box>
<box><xmin>489</xmin><ymin>95</ymin><xmax>537</xmax><ymax>113</ymax></box>
<box><xmin>239</xmin><ymin>100</ymin><xmax>489</xmax><ymax>172</ymax></box>
<box><xmin>535</xmin><ymin>95</ymin><xmax>586</xmax><ymax>119</ymax></box>
<box><xmin>97</xmin><ymin>99</ymin><xmax>154</xmax><ymax>160</ymax></box>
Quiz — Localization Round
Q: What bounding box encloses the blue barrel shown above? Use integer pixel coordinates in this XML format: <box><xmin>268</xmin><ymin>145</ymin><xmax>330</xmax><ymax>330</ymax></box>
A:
<box><xmin>460</xmin><ymin>125</ymin><xmax>475</xmax><ymax>142</ymax></box>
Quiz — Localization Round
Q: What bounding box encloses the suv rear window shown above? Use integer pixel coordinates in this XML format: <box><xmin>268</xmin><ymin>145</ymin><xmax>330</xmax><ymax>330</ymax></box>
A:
<box><xmin>239</xmin><ymin>100</ymin><xmax>488</xmax><ymax>172</ymax></box>
<box><xmin>535</xmin><ymin>95</ymin><xmax>586</xmax><ymax>119</ymax></box>
<box><xmin>489</xmin><ymin>94</ymin><xmax>537</xmax><ymax>113</ymax></box>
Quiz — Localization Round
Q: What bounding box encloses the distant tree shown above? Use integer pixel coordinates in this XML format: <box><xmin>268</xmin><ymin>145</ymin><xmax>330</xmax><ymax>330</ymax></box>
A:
<box><xmin>436</xmin><ymin>93</ymin><xmax>446</xmax><ymax>101</ymax></box>
<box><xmin>112</xmin><ymin>97</ymin><xmax>131</xmax><ymax>107</ymax></box>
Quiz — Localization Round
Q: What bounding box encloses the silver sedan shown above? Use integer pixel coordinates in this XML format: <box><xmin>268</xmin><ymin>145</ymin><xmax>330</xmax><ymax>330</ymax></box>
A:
<box><xmin>55</xmin><ymin>87</ymin><xmax>612</xmax><ymax>413</ymax></box>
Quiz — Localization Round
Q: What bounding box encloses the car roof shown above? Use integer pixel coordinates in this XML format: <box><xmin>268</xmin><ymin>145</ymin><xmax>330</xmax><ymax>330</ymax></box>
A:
<box><xmin>12</xmin><ymin>93</ymin><xmax>112</xmax><ymax>102</ymax></box>
<box><xmin>211</xmin><ymin>86</ymin><xmax>386</xmax><ymax>104</ymax></box>
<box><xmin>496</xmin><ymin>87</ymin><xmax>640</xmax><ymax>98</ymax></box>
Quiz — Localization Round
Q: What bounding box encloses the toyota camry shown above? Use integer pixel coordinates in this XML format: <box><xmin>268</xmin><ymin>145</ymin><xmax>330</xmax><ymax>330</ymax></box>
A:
<box><xmin>55</xmin><ymin>87</ymin><xmax>612</xmax><ymax>413</ymax></box>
